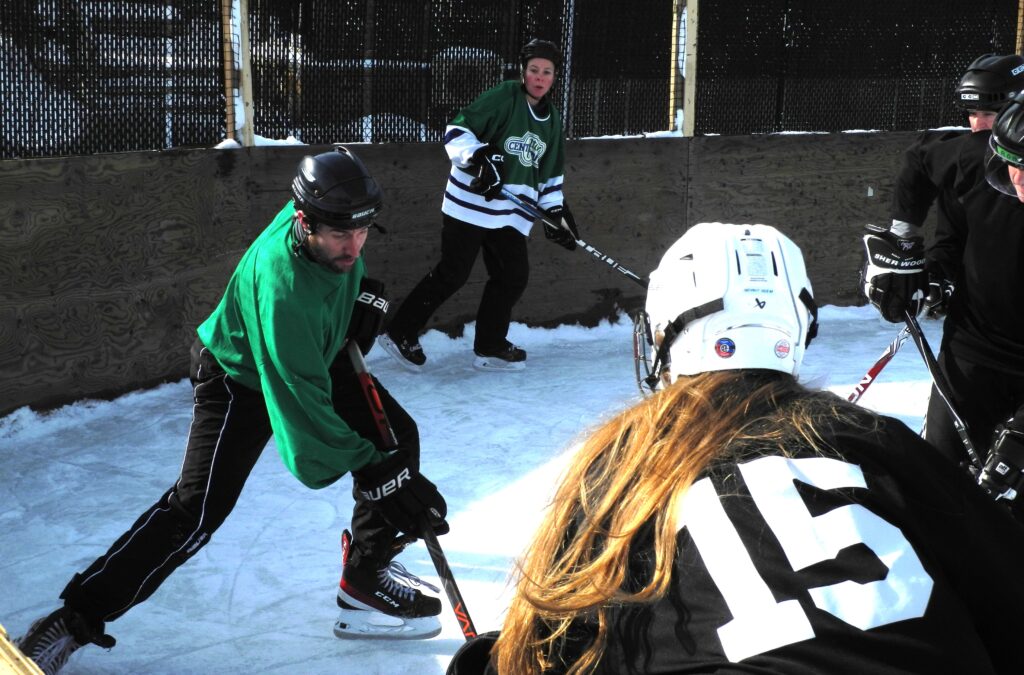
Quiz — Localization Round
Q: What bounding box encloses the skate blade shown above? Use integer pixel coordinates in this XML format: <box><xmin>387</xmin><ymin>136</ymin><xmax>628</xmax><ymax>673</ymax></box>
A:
<box><xmin>377</xmin><ymin>335</ymin><xmax>425</xmax><ymax>373</ymax></box>
<box><xmin>472</xmin><ymin>356</ymin><xmax>525</xmax><ymax>372</ymax></box>
<box><xmin>333</xmin><ymin>609</ymin><xmax>441</xmax><ymax>641</ymax></box>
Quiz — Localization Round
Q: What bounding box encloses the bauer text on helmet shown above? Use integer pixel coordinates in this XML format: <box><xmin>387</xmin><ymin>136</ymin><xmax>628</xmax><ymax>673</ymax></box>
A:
<box><xmin>291</xmin><ymin>145</ymin><xmax>384</xmax><ymax>230</ymax></box>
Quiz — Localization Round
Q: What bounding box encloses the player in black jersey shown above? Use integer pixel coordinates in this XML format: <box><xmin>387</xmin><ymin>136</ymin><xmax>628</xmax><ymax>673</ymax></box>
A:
<box><xmin>450</xmin><ymin>223</ymin><xmax>1024</xmax><ymax>675</ymax></box>
<box><xmin>863</xmin><ymin>54</ymin><xmax>1024</xmax><ymax>470</ymax></box>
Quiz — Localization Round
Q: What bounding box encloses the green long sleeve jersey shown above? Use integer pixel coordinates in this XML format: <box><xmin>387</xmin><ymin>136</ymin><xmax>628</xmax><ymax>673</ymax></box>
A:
<box><xmin>442</xmin><ymin>80</ymin><xmax>566</xmax><ymax>235</ymax></box>
<box><xmin>197</xmin><ymin>203</ymin><xmax>383</xmax><ymax>489</ymax></box>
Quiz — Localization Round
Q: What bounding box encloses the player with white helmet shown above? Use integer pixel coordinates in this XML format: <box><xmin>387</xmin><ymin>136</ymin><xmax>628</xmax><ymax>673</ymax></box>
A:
<box><xmin>450</xmin><ymin>222</ymin><xmax>1024</xmax><ymax>675</ymax></box>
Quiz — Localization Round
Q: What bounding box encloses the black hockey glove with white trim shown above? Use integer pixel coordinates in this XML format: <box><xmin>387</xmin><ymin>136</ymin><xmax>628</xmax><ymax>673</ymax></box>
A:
<box><xmin>860</xmin><ymin>225</ymin><xmax>928</xmax><ymax>323</ymax></box>
<box><xmin>978</xmin><ymin>414</ymin><xmax>1024</xmax><ymax>504</ymax></box>
<box><xmin>469</xmin><ymin>144</ymin><xmax>505</xmax><ymax>201</ymax></box>
<box><xmin>543</xmin><ymin>203</ymin><xmax>580</xmax><ymax>251</ymax></box>
<box><xmin>353</xmin><ymin>450</ymin><xmax>449</xmax><ymax>537</ymax></box>
<box><xmin>924</xmin><ymin>264</ymin><xmax>955</xmax><ymax>319</ymax></box>
<box><xmin>346</xmin><ymin>277</ymin><xmax>389</xmax><ymax>355</ymax></box>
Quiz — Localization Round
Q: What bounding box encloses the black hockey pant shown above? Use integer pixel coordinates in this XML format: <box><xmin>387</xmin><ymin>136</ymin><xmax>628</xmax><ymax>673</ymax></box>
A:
<box><xmin>61</xmin><ymin>339</ymin><xmax>418</xmax><ymax>624</ymax></box>
<box><xmin>385</xmin><ymin>214</ymin><xmax>529</xmax><ymax>353</ymax></box>
<box><xmin>924</xmin><ymin>347</ymin><xmax>1024</xmax><ymax>468</ymax></box>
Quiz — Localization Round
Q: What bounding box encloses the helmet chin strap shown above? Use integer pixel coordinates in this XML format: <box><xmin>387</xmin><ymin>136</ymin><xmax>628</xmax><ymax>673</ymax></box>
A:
<box><xmin>291</xmin><ymin>211</ymin><xmax>314</xmax><ymax>260</ymax></box>
<box><xmin>646</xmin><ymin>298</ymin><xmax>725</xmax><ymax>390</ymax></box>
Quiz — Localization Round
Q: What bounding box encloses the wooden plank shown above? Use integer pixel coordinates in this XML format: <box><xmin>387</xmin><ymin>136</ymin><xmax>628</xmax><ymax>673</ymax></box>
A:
<box><xmin>0</xmin><ymin>133</ymin><xmax>920</xmax><ymax>415</ymax></box>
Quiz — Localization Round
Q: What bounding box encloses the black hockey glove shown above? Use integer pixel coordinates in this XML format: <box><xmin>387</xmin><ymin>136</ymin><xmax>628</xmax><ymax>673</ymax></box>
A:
<box><xmin>446</xmin><ymin>630</ymin><xmax>500</xmax><ymax>675</ymax></box>
<box><xmin>346</xmin><ymin>277</ymin><xmax>389</xmax><ymax>355</ymax></box>
<box><xmin>977</xmin><ymin>415</ymin><xmax>1024</xmax><ymax>503</ymax></box>
<box><xmin>543</xmin><ymin>204</ymin><xmax>580</xmax><ymax>251</ymax></box>
<box><xmin>924</xmin><ymin>265</ymin><xmax>955</xmax><ymax>319</ymax></box>
<box><xmin>860</xmin><ymin>225</ymin><xmax>928</xmax><ymax>323</ymax></box>
<box><xmin>353</xmin><ymin>450</ymin><xmax>449</xmax><ymax>538</ymax></box>
<box><xmin>469</xmin><ymin>144</ymin><xmax>505</xmax><ymax>201</ymax></box>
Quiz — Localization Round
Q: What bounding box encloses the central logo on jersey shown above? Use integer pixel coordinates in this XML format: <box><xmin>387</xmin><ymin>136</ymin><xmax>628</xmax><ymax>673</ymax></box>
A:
<box><xmin>505</xmin><ymin>132</ymin><xmax>547</xmax><ymax>168</ymax></box>
<box><xmin>715</xmin><ymin>337</ymin><xmax>735</xmax><ymax>358</ymax></box>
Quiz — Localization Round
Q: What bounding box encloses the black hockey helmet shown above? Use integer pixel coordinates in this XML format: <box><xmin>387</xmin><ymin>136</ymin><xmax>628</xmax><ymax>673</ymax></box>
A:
<box><xmin>984</xmin><ymin>91</ymin><xmax>1024</xmax><ymax>195</ymax></box>
<box><xmin>956</xmin><ymin>53</ymin><xmax>1024</xmax><ymax>112</ymax></box>
<box><xmin>291</xmin><ymin>146</ymin><xmax>383</xmax><ymax>230</ymax></box>
<box><xmin>519</xmin><ymin>39</ymin><xmax>562</xmax><ymax>71</ymax></box>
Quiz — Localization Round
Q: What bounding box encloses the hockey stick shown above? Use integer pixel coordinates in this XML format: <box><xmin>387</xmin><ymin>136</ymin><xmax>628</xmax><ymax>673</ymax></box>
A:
<box><xmin>345</xmin><ymin>341</ymin><xmax>478</xmax><ymax>640</ymax></box>
<box><xmin>499</xmin><ymin>187</ymin><xmax>649</xmax><ymax>289</ymax></box>
<box><xmin>901</xmin><ymin>310</ymin><xmax>982</xmax><ymax>471</ymax></box>
<box><xmin>847</xmin><ymin>326</ymin><xmax>910</xmax><ymax>403</ymax></box>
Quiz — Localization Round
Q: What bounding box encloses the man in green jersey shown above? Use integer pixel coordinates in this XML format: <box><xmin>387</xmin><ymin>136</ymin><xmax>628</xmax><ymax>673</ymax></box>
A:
<box><xmin>380</xmin><ymin>39</ymin><xmax>580</xmax><ymax>372</ymax></box>
<box><xmin>16</xmin><ymin>147</ymin><xmax>449</xmax><ymax>674</ymax></box>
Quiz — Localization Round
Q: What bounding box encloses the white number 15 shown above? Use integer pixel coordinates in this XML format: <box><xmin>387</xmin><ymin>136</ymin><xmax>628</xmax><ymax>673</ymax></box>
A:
<box><xmin>677</xmin><ymin>455</ymin><xmax>933</xmax><ymax>663</ymax></box>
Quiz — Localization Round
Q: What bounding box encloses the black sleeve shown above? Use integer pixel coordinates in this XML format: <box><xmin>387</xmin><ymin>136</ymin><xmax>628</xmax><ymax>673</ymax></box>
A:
<box><xmin>927</xmin><ymin>131</ymin><xmax>988</xmax><ymax>280</ymax></box>
<box><xmin>927</xmin><ymin>194</ymin><xmax>965</xmax><ymax>281</ymax></box>
<box><xmin>890</xmin><ymin>129</ymin><xmax>969</xmax><ymax>227</ymax></box>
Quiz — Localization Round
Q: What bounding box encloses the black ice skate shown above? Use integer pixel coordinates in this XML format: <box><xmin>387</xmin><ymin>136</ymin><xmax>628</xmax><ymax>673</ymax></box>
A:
<box><xmin>473</xmin><ymin>342</ymin><xmax>527</xmax><ymax>371</ymax></box>
<box><xmin>334</xmin><ymin>529</ymin><xmax>442</xmax><ymax>640</ymax></box>
<box><xmin>15</xmin><ymin>607</ymin><xmax>114</xmax><ymax>675</ymax></box>
<box><xmin>377</xmin><ymin>332</ymin><xmax>426</xmax><ymax>371</ymax></box>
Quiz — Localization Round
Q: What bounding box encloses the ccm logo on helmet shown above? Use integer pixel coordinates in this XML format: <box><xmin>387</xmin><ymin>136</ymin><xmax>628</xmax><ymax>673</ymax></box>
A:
<box><xmin>1012</xmin><ymin>64</ymin><xmax>1024</xmax><ymax>76</ymax></box>
<box><xmin>360</xmin><ymin>467</ymin><xmax>410</xmax><ymax>500</ymax></box>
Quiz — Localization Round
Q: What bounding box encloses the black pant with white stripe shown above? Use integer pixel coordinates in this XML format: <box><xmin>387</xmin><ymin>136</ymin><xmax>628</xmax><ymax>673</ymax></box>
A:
<box><xmin>60</xmin><ymin>339</ymin><xmax>417</xmax><ymax>623</ymax></box>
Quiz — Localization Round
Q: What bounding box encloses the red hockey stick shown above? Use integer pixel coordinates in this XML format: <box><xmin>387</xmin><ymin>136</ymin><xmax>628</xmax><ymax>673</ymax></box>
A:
<box><xmin>847</xmin><ymin>326</ymin><xmax>910</xmax><ymax>403</ymax></box>
<box><xmin>345</xmin><ymin>340</ymin><xmax>478</xmax><ymax>639</ymax></box>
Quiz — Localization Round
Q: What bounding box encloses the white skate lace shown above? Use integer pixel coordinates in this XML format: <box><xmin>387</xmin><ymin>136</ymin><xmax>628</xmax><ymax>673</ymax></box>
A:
<box><xmin>19</xmin><ymin>615</ymin><xmax>80</xmax><ymax>674</ymax></box>
<box><xmin>377</xmin><ymin>561</ymin><xmax>440</xmax><ymax>601</ymax></box>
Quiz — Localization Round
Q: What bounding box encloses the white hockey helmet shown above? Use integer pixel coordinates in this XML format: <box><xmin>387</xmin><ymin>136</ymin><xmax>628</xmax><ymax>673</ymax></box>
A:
<box><xmin>641</xmin><ymin>223</ymin><xmax>817</xmax><ymax>388</ymax></box>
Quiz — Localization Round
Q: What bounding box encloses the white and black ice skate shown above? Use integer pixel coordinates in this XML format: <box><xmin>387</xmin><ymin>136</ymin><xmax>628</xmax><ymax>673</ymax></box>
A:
<box><xmin>473</xmin><ymin>343</ymin><xmax>526</xmax><ymax>371</ymax></box>
<box><xmin>377</xmin><ymin>332</ymin><xmax>426</xmax><ymax>372</ymax></box>
<box><xmin>334</xmin><ymin>529</ymin><xmax>442</xmax><ymax>640</ymax></box>
<box><xmin>15</xmin><ymin>606</ymin><xmax>115</xmax><ymax>675</ymax></box>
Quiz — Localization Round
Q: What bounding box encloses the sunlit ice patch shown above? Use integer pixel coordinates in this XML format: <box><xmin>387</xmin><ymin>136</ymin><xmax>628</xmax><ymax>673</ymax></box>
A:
<box><xmin>715</xmin><ymin>337</ymin><xmax>735</xmax><ymax>358</ymax></box>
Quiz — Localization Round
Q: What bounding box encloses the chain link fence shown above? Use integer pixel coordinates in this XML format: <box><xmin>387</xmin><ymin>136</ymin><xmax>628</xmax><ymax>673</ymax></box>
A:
<box><xmin>2</xmin><ymin>1</ymin><xmax>1021</xmax><ymax>159</ymax></box>
<box><xmin>1</xmin><ymin>0</ymin><xmax>225</xmax><ymax>160</ymax></box>
<box><xmin>247</xmin><ymin>0</ymin><xmax>670</xmax><ymax>143</ymax></box>
<box><xmin>691</xmin><ymin>0</ymin><xmax>1020</xmax><ymax>134</ymax></box>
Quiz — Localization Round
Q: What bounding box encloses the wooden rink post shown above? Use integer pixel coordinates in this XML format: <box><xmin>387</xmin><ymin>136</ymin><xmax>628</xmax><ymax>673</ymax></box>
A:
<box><xmin>0</xmin><ymin>623</ymin><xmax>44</xmax><ymax>675</ymax></box>
<box><xmin>1018</xmin><ymin>0</ymin><xmax>1024</xmax><ymax>56</ymax></box>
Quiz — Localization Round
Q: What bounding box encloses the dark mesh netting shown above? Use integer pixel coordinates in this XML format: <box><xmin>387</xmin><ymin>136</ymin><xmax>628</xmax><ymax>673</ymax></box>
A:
<box><xmin>693</xmin><ymin>0</ymin><xmax>1020</xmax><ymax>135</ymax></box>
<box><xmin>0</xmin><ymin>0</ymin><xmax>225</xmax><ymax>159</ymax></box>
<box><xmin>4</xmin><ymin>0</ymin><xmax>1022</xmax><ymax>159</ymax></box>
<box><xmin>246</xmin><ymin>0</ymin><xmax>671</xmax><ymax>143</ymax></box>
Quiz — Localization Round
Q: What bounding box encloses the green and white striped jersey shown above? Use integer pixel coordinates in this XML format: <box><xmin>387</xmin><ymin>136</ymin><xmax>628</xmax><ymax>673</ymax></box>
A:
<box><xmin>442</xmin><ymin>80</ymin><xmax>565</xmax><ymax>235</ymax></box>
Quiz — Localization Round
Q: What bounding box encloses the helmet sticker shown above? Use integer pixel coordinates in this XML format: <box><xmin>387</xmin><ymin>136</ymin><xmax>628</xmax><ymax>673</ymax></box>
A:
<box><xmin>774</xmin><ymin>340</ymin><xmax>791</xmax><ymax>358</ymax></box>
<box><xmin>715</xmin><ymin>338</ymin><xmax>736</xmax><ymax>358</ymax></box>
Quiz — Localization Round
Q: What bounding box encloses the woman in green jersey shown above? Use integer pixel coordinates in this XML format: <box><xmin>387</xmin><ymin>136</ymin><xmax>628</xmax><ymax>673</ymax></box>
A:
<box><xmin>380</xmin><ymin>39</ymin><xmax>580</xmax><ymax>372</ymax></box>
